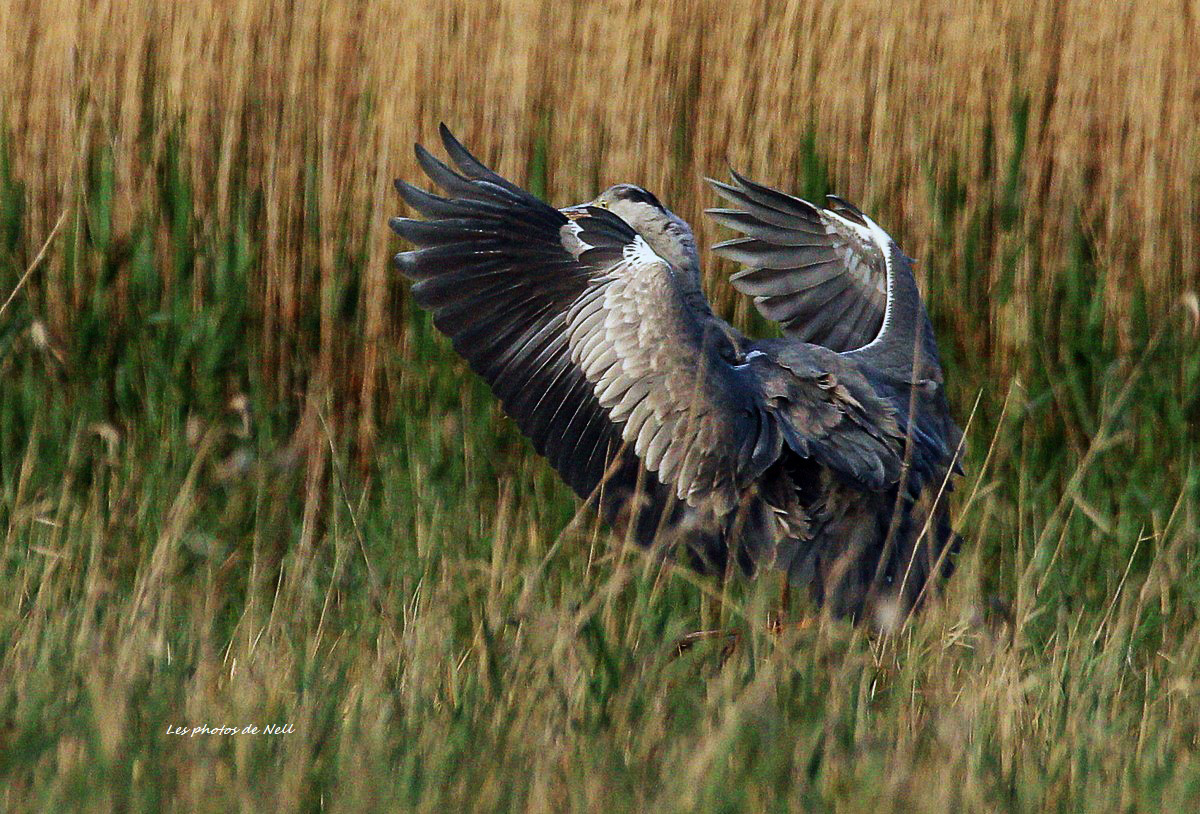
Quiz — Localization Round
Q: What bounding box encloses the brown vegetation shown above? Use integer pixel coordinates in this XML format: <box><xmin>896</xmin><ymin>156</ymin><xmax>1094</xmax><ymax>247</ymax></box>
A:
<box><xmin>3</xmin><ymin>0</ymin><xmax>1197</xmax><ymax>439</ymax></box>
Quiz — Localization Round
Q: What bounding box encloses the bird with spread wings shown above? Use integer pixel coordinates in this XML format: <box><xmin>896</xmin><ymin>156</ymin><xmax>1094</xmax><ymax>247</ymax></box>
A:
<box><xmin>389</xmin><ymin>126</ymin><xmax>962</xmax><ymax>623</ymax></box>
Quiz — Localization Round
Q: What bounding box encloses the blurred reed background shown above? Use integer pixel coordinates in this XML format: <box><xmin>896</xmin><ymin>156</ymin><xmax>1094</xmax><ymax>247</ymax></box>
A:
<box><xmin>1</xmin><ymin>1</ymin><xmax>1199</xmax><ymax>810</ymax></box>
<box><xmin>4</xmin><ymin>0</ymin><xmax>1197</xmax><ymax>450</ymax></box>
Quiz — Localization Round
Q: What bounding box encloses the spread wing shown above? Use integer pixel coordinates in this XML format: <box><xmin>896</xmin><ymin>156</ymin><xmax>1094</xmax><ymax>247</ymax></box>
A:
<box><xmin>390</xmin><ymin>126</ymin><xmax>781</xmax><ymax>528</ymax></box>
<box><xmin>706</xmin><ymin>171</ymin><xmax>893</xmax><ymax>353</ymax></box>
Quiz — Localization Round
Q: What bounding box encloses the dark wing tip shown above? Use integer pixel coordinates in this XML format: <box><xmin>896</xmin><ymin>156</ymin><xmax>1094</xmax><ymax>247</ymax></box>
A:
<box><xmin>709</xmin><ymin>236</ymin><xmax>754</xmax><ymax>251</ymax></box>
<box><xmin>705</xmin><ymin>176</ymin><xmax>743</xmax><ymax>203</ymax></box>
<box><xmin>393</xmin><ymin>179</ymin><xmax>451</xmax><ymax>215</ymax></box>
<box><xmin>825</xmin><ymin>194</ymin><xmax>867</xmax><ymax>222</ymax></box>
<box><xmin>706</xmin><ymin>177</ymin><xmax>739</xmax><ymax>196</ymax></box>
<box><xmin>389</xmin><ymin>216</ymin><xmax>441</xmax><ymax>245</ymax></box>
<box><xmin>392</xmin><ymin>250</ymin><xmax>418</xmax><ymax>275</ymax></box>
<box><xmin>438</xmin><ymin>123</ymin><xmax>477</xmax><ymax>168</ymax></box>
<box><xmin>730</xmin><ymin>170</ymin><xmax>826</xmax><ymax>218</ymax></box>
<box><xmin>728</xmin><ymin>167</ymin><xmax>755</xmax><ymax>189</ymax></box>
<box><xmin>413</xmin><ymin>141</ymin><xmax>487</xmax><ymax>199</ymax></box>
<box><xmin>437</xmin><ymin>123</ymin><xmax>529</xmax><ymax>196</ymax></box>
<box><xmin>413</xmin><ymin>141</ymin><xmax>452</xmax><ymax>177</ymax></box>
<box><xmin>393</xmin><ymin>179</ymin><xmax>424</xmax><ymax>203</ymax></box>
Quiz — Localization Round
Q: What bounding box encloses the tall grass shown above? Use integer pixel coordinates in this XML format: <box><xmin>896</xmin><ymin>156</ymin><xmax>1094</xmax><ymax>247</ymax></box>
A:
<box><xmin>1</xmin><ymin>1</ymin><xmax>1198</xmax><ymax>810</ymax></box>
<box><xmin>3</xmin><ymin>0</ymin><xmax>1198</xmax><ymax>429</ymax></box>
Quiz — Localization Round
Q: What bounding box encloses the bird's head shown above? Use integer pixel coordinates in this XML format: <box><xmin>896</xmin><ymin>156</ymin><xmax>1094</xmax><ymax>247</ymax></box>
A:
<box><xmin>592</xmin><ymin>183</ymin><xmax>666</xmax><ymax>215</ymax></box>
<box><xmin>590</xmin><ymin>184</ymin><xmax>699</xmax><ymax>275</ymax></box>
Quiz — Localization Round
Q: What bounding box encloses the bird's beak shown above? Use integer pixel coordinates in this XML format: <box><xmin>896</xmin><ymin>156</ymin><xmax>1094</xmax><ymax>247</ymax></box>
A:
<box><xmin>560</xmin><ymin>203</ymin><xmax>591</xmax><ymax>220</ymax></box>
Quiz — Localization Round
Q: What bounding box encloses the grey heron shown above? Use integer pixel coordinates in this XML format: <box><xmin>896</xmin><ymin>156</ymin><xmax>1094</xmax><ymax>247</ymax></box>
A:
<box><xmin>389</xmin><ymin>125</ymin><xmax>962</xmax><ymax>623</ymax></box>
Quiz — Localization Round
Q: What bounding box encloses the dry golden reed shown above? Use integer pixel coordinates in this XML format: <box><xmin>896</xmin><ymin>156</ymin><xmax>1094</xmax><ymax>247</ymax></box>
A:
<box><xmin>2</xmin><ymin>0</ymin><xmax>1197</xmax><ymax>437</ymax></box>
